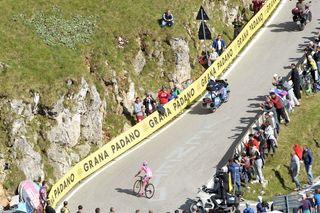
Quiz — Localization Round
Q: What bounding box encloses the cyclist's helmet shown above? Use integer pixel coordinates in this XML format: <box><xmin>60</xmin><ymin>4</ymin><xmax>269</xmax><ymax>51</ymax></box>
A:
<box><xmin>142</xmin><ymin>161</ymin><xmax>148</xmax><ymax>166</ymax></box>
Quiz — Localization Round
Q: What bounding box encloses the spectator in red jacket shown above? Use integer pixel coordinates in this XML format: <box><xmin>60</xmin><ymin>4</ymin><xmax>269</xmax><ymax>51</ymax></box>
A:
<box><xmin>252</xmin><ymin>0</ymin><xmax>265</xmax><ymax>14</ymax></box>
<box><xmin>293</xmin><ymin>144</ymin><xmax>303</xmax><ymax>160</ymax></box>
<box><xmin>269</xmin><ymin>91</ymin><xmax>290</xmax><ymax>126</ymax></box>
<box><xmin>158</xmin><ymin>85</ymin><xmax>170</xmax><ymax>106</ymax></box>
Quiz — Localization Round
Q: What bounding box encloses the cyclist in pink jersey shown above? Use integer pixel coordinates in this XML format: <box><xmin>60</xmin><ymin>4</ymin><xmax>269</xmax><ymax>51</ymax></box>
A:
<box><xmin>134</xmin><ymin>161</ymin><xmax>153</xmax><ymax>195</ymax></box>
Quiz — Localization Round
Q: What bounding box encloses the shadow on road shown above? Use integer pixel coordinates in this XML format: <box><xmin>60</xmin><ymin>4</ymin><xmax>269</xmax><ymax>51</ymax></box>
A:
<box><xmin>115</xmin><ymin>188</ymin><xmax>137</xmax><ymax>197</ymax></box>
<box><xmin>268</xmin><ymin>21</ymin><xmax>297</xmax><ymax>32</ymax></box>
<box><xmin>188</xmin><ymin>101</ymin><xmax>211</xmax><ymax>115</ymax></box>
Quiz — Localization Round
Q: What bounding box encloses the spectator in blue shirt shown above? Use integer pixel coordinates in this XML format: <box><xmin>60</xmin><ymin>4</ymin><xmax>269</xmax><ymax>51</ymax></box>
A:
<box><xmin>302</xmin><ymin>145</ymin><xmax>313</xmax><ymax>185</ymax></box>
<box><xmin>161</xmin><ymin>10</ymin><xmax>174</xmax><ymax>27</ymax></box>
<box><xmin>228</xmin><ymin>158</ymin><xmax>241</xmax><ymax>193</ymax></box>
<box><xmin>243</xmin><ymin>203</ymin><xmax>255</xmax><ymax>213</ymax></box>
<box><xmin>212</xmin><ymin>34</ymin><xmax>226</xmax><ymax>56</ymax></box>
<box><xmin>256</xmin><ymin>196</ymin><xmax>267</xmax><ymax>213</ymax></box>
<box><xmin>314</xmin><ymin>188</ymin><xmax>320</xmax><ymax>212</ymax></box>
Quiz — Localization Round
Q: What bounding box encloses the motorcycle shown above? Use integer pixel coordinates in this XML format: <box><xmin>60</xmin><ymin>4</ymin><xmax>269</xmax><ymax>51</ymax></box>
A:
<box><xmin>202</xmin><ymin>79</ymin><xmax>230</xmax><ymax>112</ymax></box>
<box><xmin>190</xmin><ymin>173</ymin><xmax>240</xmax><ymax>213</ymax></box>
<box><xmin>292</xmin><ymin>2</ymin><xmax>312</xmax><ymax>31</ymax></box>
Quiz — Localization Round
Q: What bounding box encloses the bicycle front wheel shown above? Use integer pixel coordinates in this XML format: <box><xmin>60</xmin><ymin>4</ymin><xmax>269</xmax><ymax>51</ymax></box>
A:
<box><xmin>145</xmin><ymin>183</ymin><xmax>155</xmax><ymax>199</ymax></box>
<box><xmin>133</xmin><ymin>180</ymin><xmax>141</xmax><ymax>195</ymax></box>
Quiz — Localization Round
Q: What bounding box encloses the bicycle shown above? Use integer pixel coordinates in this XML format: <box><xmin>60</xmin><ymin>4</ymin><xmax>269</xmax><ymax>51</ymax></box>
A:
<box><xmin>133</xmin><ymin>176</ymin><xmax>155</xmax><ymax>199</ymax></box>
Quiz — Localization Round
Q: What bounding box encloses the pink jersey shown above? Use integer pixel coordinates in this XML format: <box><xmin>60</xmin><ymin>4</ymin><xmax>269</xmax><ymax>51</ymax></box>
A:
<box><xmin>141</xmin><ymin>165</ymin><xmax>153</xmax><ymax>178</ymax></box>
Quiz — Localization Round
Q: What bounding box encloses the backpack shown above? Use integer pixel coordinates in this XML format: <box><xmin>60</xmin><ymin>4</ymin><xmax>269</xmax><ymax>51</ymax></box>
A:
<box><xmin>157</xmin><ymin>105</ymin><xmax>166</xmax><ymax>115</ymax></box>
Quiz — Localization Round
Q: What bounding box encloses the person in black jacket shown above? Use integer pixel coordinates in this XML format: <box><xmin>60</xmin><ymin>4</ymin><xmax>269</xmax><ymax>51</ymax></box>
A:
<box><xmin>289</xmin><ymin>63</ymin><xmax>301</xmax><ymax>100</ymax></box>
<box><xmin>143</xmin><ymin>93</ymin><xmax>156</xmax><ymax>116</ymax></box>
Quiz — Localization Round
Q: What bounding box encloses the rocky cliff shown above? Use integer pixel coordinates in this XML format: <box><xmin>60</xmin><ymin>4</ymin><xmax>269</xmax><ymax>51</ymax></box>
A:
<box><xmin>0</xmin><ymin>0</ymin><xmax>252</xmax><ymax>207</ymax></box>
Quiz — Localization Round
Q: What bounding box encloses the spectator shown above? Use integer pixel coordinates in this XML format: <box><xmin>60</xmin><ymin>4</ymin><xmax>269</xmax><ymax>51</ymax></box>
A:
<box><xmin>228</xmin><ymin>158</ymin><xmax>241</xmax><ymax>193</ymax></box>
<box><xmin>95</xmin><ymin>208</ymin><xmax>100</xmax><ymax>213</ymax></box>
<box><xmin>232</xmin><ymin>15</ymin><xmax>243</xmax><ymax>39</ymax></box>
<box><xmin>290</xmin><ymin>151</ymin><xmax>301</xmax><ymax>191</ymax></box>
<box><xmin>302</xmin><ymin>144</ymin><xmax>314</xmax><ymax>185</ymax></box>
<box><xmin>269</xmin><ymin>91</ymin><xmax>290</xmax><ymax>126</ymax></box>
<box><xmin>307</xmin><ymin>55</ymin><xmax>319</xmax><ymax>84</ymax></box>
<box><xmin>76</xmin><ymin>205</ymin><xmax>83</xmax><ymax>213</ymax></box>
<box><xmin>45</xmin><ymin>200</ymin><xmax>56</xmax><ymax>213</ymax></box>
<box><xmin>134</xmin><ymin>97</ymin><xmax>145</xmax><ymax>122</ymax></box>
<box><xmin>60</xmin><ymin>201</ymin><xmax>70</xmax><ymax>213</ymax></box>
<box><xmin>172</xmin><ymin>84</ymin><xmax>181</xmax><ymax>98</ymax></box>
<box><xmin>273</xmin><ymin>74</ymin><xmax>300</xmax><ymax>108</ymax></box>
<box><xmin>209</xmin><ymin>48</ymin><xmax>219</xmax><ymax>64</ymax></box>
<box><xmin>293</xmin><ymin>144</ymin><xmax>303</xmax><ymax>160</ymax></box>
<box><xmin>174</xmin><ymin>210</ymin><xmax>179</xmax><ymax>213</ymax></box>
<box><xmin>39</xmin><ymin>180</ymin><xmax>47</xmax><ymax>208</ymax></box>
<box><xmin>243</xmin><ymin>202</ymin><xmax>254</xmax><ymax>213</ymax></box>
<box><xmin>249</xmin><ymin>143</ymin><xmax>265</xmax><ymax>184</ymax></box>
<box><xmin>240</xmin><ymin>153</ymin><xmax>252</xmax><ymax>189</ymax></box>
<box><xmin>299</xmin><ymin>194</ymin><xmax>313</xmax><ymax>213</ymax></box>
<box><xmin>313</xmin><ymin>46</ymin><xmax>320</xmax><ymax>70</ymax></box>
<box><xmin>252</xmin><ymin>0</ymin><xmax>264</xmax><ymax>14</ymax></box>
<box><xmin>289</xmin><ymin>63</ymin><xmax>301</xmax><ymax>100</ymax></box>
<box><xmin>314</xmin><ymin>188</ymin><xmax>320</xmax><ymax>212</ymax></box>
<box><xmin>264</xmin><ymin>121</ymin><xmax>277</xmax><ymax>157</ymax></box>
<box><xmin>158</xmin><ymin>85</ymin><xmax>170</xmax><ymax>105</ymax></box>
<box><xmin>135</xmin><ymin>210</ymin><xmax>141</xmax><ymax>213</ymax></box>
<box><xmin>256</xmin><ymin>196</ymin><xmax>267</xmax><ymax>213</ymax></box>
<box><xmin>161</xmin><ymin>10</ymin><xmax>174</xmax><ymax>27</ymax></box>
<box><xmin>109</xmin><ymin>207</ymin><xmax>115</xmax><ymax>213</ymax></box>
<box><xmin>265</xmin><ymin>112</ymin><xmax>278</xmax><ymax>138</ymax></box>
<box><xmin>212</xmin><ymin>34</ymin><xmax>226</xmax><ymax>56</ymax></box>
<box><xmin>306</xmin><ymin>192</ymin><xmax>315</xmax><ymax>210</ymax></box>
<box><xmin>199</xmin><ymin>51</ymin><xmax>209</xmax><ymax>69</ymax></box>
<box><xmin>143</xmin><ymin>93</ymin><xmax>156</xmax><ymax>116</ymax></box>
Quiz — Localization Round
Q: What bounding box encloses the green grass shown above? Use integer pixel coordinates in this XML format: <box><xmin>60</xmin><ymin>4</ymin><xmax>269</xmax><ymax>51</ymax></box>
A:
<box><xmin>244</xmin><ymin>93</ymin><xmax>320</xmax><ymax>201</ymax></box>
<box><xmin>0</xmin><ymin>0</ymin><xmax>253</xmax><ymax>195</ymax></box>
<box><xmin>0</xmin><ymin>0</ymin><xmax>247</xmax><ymax>104</ymax></box>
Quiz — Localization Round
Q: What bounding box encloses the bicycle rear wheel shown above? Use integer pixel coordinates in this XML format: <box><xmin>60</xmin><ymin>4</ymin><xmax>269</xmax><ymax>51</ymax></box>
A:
<box><xmin>133</xmin><ymin>180</ymin><xmax>141</xmax><ymax>195</ymax></box>
<box><xmin>145</xmin><ymin>183</ymin><xmax>155</xmax><ymax>199</ymax></box>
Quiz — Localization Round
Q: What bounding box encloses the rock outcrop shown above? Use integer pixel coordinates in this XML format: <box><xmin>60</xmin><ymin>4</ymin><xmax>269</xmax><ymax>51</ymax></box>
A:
<box><xmin>169</xmin><ymin>37</ymin><xmax>191</xmax><ymax>85</ymax></box>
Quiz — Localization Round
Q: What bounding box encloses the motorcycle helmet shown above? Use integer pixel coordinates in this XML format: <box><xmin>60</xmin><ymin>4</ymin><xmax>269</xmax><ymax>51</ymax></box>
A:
<box><xmin>142</xmin><ymin>161</ymin><xmax>148</xmax><ymax>166</ymax></box>
<box><xmin>292</xmin><ymin>7</ymin><xmax>300</xmax><ymax>15</ymax></box>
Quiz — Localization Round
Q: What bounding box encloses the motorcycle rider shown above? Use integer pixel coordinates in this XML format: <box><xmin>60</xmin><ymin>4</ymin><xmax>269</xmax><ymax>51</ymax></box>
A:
<box><xmin>206</xmin><ymin>76</ymin><xmax>227</xmax><ymax>101</ymax></box>
<box><xmin>295</xmin><ymin>0</ymin><xmax>309</xmax><ymax>21</ymax></box>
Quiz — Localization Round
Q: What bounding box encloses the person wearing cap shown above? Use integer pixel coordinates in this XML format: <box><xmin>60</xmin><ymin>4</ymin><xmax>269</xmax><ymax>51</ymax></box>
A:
<box><xmin>243</xmin><ymin>202</ymin><xmax>254</xmax><ymax>213</ymax></box>
<box><xmin>269</xmin><ymin>91</ymin><xmax>290</xmax><ymax>126</ymax></box>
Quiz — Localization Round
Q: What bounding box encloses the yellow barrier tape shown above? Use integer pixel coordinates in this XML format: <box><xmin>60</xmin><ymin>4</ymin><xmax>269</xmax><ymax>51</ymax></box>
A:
<box><xmin>49</xmin><ymin>0</ymin><xmax>280</xmax><ymax>207</ymax></box>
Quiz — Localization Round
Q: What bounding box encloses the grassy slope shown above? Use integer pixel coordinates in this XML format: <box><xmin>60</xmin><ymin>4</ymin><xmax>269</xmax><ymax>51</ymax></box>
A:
<box><xmin>0</xmin><ymin>0</ymin><xmax>248</xmax><ymax>193</ymax></box>
<box><xmin>244</xmin><ymin>93</ymin><xmax>320</xmax><ymax>201</ymax></box>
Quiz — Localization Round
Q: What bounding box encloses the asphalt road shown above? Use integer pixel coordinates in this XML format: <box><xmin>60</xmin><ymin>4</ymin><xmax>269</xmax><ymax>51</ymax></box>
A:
<box><xmin>64</xmin><ymin>1</ymin><xmax>320</xmax><ymax>212</ymax></box>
